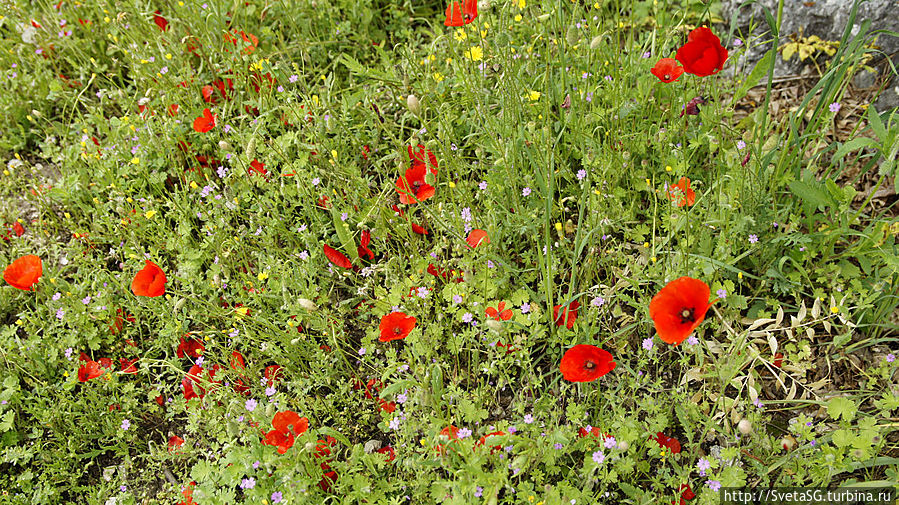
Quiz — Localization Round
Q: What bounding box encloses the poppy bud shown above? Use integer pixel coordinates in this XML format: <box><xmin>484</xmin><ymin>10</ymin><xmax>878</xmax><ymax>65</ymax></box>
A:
<box><xmin>618</xmin><ymin>440</ymin><xmax>629</xmax><ymax>450</ymax></box>
<box><xmin>174</xmin><ymin>298</ymin><xmax>186</xmax><ymax>311</ymax></box>
<box><xmin>406</xmin><ymin>94</ymin><xmax>421</xmax><ymax>116</ymax></box>
<box><xmin>566</xmin><ymin>26</ymin><xmax>579</xmax><ymax>46</ymax></box>
<box><xmin>298</xmin><ymin>298</ymin><xmax>318</xmax><ymax>311</ymax></box>
<box><xmin>31</xmin><ymin>109</ymin><xmax>41</xmax><ymax>118</ymax></box>
<box><xmin>485</xmin><ymin>319</ymin><xmax>503</xmax><ymax>332</ymax></box>
<box><xmin>218</xmin><ymin>140</ymin><xmax>232</xmax><ymax>151</ymax></box>
<box><xmin>590</xmin><ymin>35</ymin><xmax>602</xmax><ymax>50</ymax></box>
<box><xmin>246</xmin><ymin>137</ymin><xmax>257</xmax><ymax>160</ymax></box>
<box><xmin>265</xmin><ymin>403</ymin><xmax>275</xmax><ymax>417</ymax></box>
<box><xmin>304</xmin><ymin>441</ymin><xmax>316</xmax><ymax>452</ymax></box>
<box><xmin>738</xmin><ymin>419</ymin><xmax>752</xmax><ymax>435</ymax></box>
<box><xmin>781</xmin><ymin>435</ymin><xmax>796</xmax><ymax>451</ymax></box>
<box><xmin>496</xmin><ymin>32</ymin><xmax>510</xmax><ymax>48</ymax></box>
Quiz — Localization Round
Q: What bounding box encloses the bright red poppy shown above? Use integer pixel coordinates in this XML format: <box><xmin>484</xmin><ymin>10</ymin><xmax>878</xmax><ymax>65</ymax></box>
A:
<box><xmin>78</xmin><ymin>360</ymin><xmax>104</xmax><ymax>382</ymax></box>
<box><xmin>396</xmin><ymin>164</ymin><xmax>436</xmax><ymax>204</ymax></box>
<box><xmin>176</xmin><ymin>337</ymin><xmax>205</xmax><ymax>358</ymax></box>
<box><xmin>153</xmin><ymin>11</ymin><xmax>168</xmax><ymax>31</ymax></box>
<box><xmin>192</xmin><ymin>108</ymin><xmax>217</xmax><ymax>133</ymax></box>
<box><xmin>264</xmin><ymin>365</ymin><xmax>283</xmax><ymax>386</ymax></box>
<box><xmin>678</xmin><ymin>484</ymin><xmax>696</xmax><ymax>505</ymax></box>
<box><xmin>168</xmin><ymin>435</ymin><xmax>185</xmax><ymax>452</ymax></box>
<box><xmin>379</xmin><ymin>312</ymin><xmax>416</xmax><ymax>342</ymax></box>
<box><xmin>377</xmin><ymin>445</ymin><xmax>396</xmax><ymax>462</ymax></box>
<box><xmin>263</xmin><ymin>411</ymin><xmax>308</xmax><ymax>454</ymax></box>
<box><xmin>411</xmin><ymin>223</ymin><xmax>429</xmax><ymax>235</ymax></box>
<box><xmin>248</xmin><ymin>159</ymin><xmax>267</xmax><ymax>176</ymax></box>
<box><xmin>466</xmin><ymin>229</ymin><xmax>489</xmax><ymax>248</ymax></box>
<box><xmin>559</xmin><ymin>344</ymin><xmax>616</xmax><ymax>382</ymax></box>
<box><xmin>668</xmin><ymin>177</ymin><xmax>696</xmax><ymax>207</ymax></box>
<box><xmin>676</xmin><ymin>27</ymin><xmax>728</xmax><ymax>77</ymax></box>
<box><xmin>323</xmin><ymin>244</ymin><xmax>353</xmax><ymax>269</ymax></box>
<box><xmin>650</xmin><ymin>58</ymin><xmax>685</xmax><ymax>83</ymax></box>
<box><xmin>553</xmin><ymin>301</ymin><xmax>580</xmax><ymax>329</ymax></box>
<box><xmin>486</xmin><ymin>302</ymin><xmax>513</xmax><ymax>321</ymax></box>
<box><xmin>651</xmin><ymin>432</ymin><xmax>681</xmax><ymax>454</ymax></box>
<box><xmin>357</xmin><ymin>230</ymin><xmax>374</xmax><ymax>260</ymax></box>
<box><xmin>230</xmin><ymin>351</ymin><xmax>246</xmax><ymax>370</ymax></box>
<box><xmin>182</xmin><ymin>364</ymin><xmax>219</xmax><ymax>401</ymax></box>
<box><xmin>109</xmin><ymin>308</ymin><xmax>136</xmax><ymax>334</ymax></box>
<box><xmin>131</xmin><ymin>260</ymin><xmax>166</xmax><ymax>297</ymax></box>
<box><xmin>648</xmin><ymin>277</ymin><xmax>713</xmax><ymax>345</ymax></box>
<box><xmin>445</xmin><ymin>0</ymin><xmax>478</xmax><ymax>26</ymax></box>
<box><xmin>476</xmin><ymin>431</ymin><xmax>505</xmax><ymax>453</ymax></box>
<box><xmin>3</xmin><ymin>255</ymin><xmax>42</xmax><ymax>291</ymax></box>
<box><xmin>408</xmin><ymin>144</ymin><xmax>438</xmax><ymax>174</ymax></box>
<box><xmin>120</xmin><ymin>358</ymin><xmax>138</xmax><ymax>374</ymax></box>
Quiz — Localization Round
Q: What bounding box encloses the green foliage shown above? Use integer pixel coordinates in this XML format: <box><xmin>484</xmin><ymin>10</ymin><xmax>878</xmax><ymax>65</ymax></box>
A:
<box><xmin>0</xmin><ymin>0</ymin><xmax>897</xmax><ymax>503</ymax></box>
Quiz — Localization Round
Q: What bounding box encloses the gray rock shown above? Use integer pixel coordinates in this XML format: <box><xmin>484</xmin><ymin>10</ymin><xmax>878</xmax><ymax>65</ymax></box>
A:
<box><xmin>722</xmin><ymin>0</ymin><xmax>899</xmax><ymax>111</ymax></box>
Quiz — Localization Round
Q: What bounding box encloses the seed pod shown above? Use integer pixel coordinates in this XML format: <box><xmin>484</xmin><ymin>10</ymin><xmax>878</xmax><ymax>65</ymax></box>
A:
<box><xmin>298</xmin><ymin>298</ymin><xmax>318</xmax><ymax>311</ymax></box>
<box><xmin>406</xmin><ymin>94</ymin><xmax>421</xmax><ymax>116</ymax></box>
<box><xmin>245</xmin><ymin>137</ymin><xmax>257</xmax><ymax>160</ymax></box>
<box><xmin>781</xmin><ymin>435</ymin><xmax>796</xmax><ymax>451</ymax></box>
<box><xmin>566</xmin><ymin>26</ymin><xmax>579</xmax><ymax>46</ymax></box>
<box><xmin>485</xmin><ymin>319</ymin><xmax>503</xmax><ymax>332</ymax></box>
<box><xmin>590</xmin><ymin>35</ymin><xmax>602</xmax><ymax>50</ymax></box>
<box><xmin>218</xmin><ymin>140</ymin><xmax>232</xmax><ymax>151</ymax></box>
<box><xmin>738</xmin><ymin>419</ymin><xmax>752</xmax><ymax>435</ymax></box>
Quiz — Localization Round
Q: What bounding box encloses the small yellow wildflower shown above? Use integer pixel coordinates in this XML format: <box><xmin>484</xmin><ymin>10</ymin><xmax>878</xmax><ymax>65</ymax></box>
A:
<box><xmin>258</xmin><ymin>272</ymin><xmax>269</xmax><ymax>281</ymax></box>
<box><xmin>665</xmin><ymin>165</ymin><xmax>672</xmax><ymax>172</ymax></box>
<box><xmin>433</xmin><ymin>73</ymin><xmax>444</xmax><ymax>82</ymax></box>
<box><xmin>454</xmin><ymin>28</ymin><xmax>467</xmax><ymax>41</ymax></box>
<box><xmin>517</xmin><ymin>0</ymin><xmax>526</xmax><ymax>8</ymax></box>
<box><xmin>830</xmin><ymin>306</ymin><xmax>840</xmax><ymax>314</ymax></box>
<box><xmin>528</xmin><ymin>90</ymin><xmax>541</xmax><ymax>101</ymax></box>
<box><xmin>145</xmin><ymin>210</ymin><xmax>157</xmax><ymax>219</ymax></box>
<box><xmin>466</xmin><ymin>46</ymin><xmax>483</xmax><ymax>61</ymax></box>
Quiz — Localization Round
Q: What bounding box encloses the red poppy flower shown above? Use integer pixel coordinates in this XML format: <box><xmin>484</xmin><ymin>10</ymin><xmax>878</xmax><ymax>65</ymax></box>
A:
<box><xmin>376</xmin><ymin>445</ymin><xmax>396</xmax><ymax>462</ymax></box>
<box><xmin>476</xmin><ymin>431</ymin><xmax>505</xmax><ymax>452</ymax></box>
<box><xmin>378</xmin><ymin>398</ymin><xmax>397</xmax><ymax>413</ymax></box>
<box><xmin>182</xmin><ymin>364</ymin><xmax>219</xmax><ymax>401</ymax></box>
<box><xmin>553</xmin><ymin>301</ymin><xmax>580</xmax><ymax>329</ymax></box>
<box><xmin>132</xmin><ymin>260</ymin><xmax>166</xmax><ymax>297</ymax></box>
<box><xmin>379</xmin><ymin>312</ymin><xmax>416</xmax><ymax>342</ymax></box>
<box><xmin>319</xmin><ymin>470</ymin><xmax>338</xmax><ymax>492</ymax></box>
<box><xmin>3</xmin><ymin>255</ymin><xmax>42</xmax><ymax>291</ymax></box>
<box><xmin>648</xmin><ymin>277</ymin><xmax>713</xmax><ymax>345</ymax></box>
<box><xmin>651</xmin><ymin>432</ymin><xmax>681</xmax><ymax>454</ymax></box>
<box><xmin>176</xmin><ymin>337</ymin><xmax>205</xmax><ymax>358</ymax></box>
<box><xmin>168</xmin><ymin>104</ymin><xmax>179</xmax><ymax>116</ymax></box>
<box><xmin>249</xmin><ymin>159</ymin><xmax>267</xmax><ymax>176</ymax></box>
<box><xmin>357</xmin><ymin>230</ymin><xmax>374</xmax><ymax>260</ymax></box>
<box><xmin>120</xmin><ymin>358</ymin><xmax>138</xmax><ymax>374</ymax></box>
<box><xmin>78</xmin><ymin>360</ymin><xmax>104</xmax><ymax>382</ymax></box>
<box><xmin>408</xmin><ymin>144</ymin><xmax>438</xmax><ymax>174</ymax></box>
<box><xmin>559</xmin><ymin>344</ymin><xmax>616</xmax><ymax>382</ymax></box>
<box><xmin>486</xmin><ymin>302</ymin><xmax>513</xmax><ymax>321</ymax></box>
<box><xmin>396</xmin><ymin>164</ymin><xmax>436</xmax><ymax>204</ymax></box>
<box><xmin>192</xmin><ymin>108</ymin><xmax>217</xmax><ymax>133</ymax></box>
<box><xmin>230</xmin><ymin>351</ymin><xmax>246</xmax><ymax>370</ymax></box>
<box><xmin>264</xmin><ymin>365</ymin><xmax>283</xmax><ymax>386</ymax></box>
<box><xmin>675</xmin><ymin>27</ymin><xmax>728</xmax><ymax>77</ymax></box>
<box><xmin>444</xmin><ymin>0</ymin><xmax>478</xmax><ymax>26</ymax></box>
<box><xmin>773</xmin><ymin>352</ymin><xmax>784</xmax><ymax>368</ymax></box>
<box><xmin>168</xmin><ymin>435</ymin><xmax>185</xmax><ymax>452</ymax></box>
<box><xmin>668</xmin><ymin>177</ymin><xmax>696</xmax><ymax>207</ymax></box>
<box><xmin>109</xmin><ymin>308</ymin><xmax>135</xmax><ymax>334</ymax></box>
<box><xmin>323</xmin><ymin>244</ymin><xmax>353</xmax><ymax>269</ymax></box>
<box><xmin>263</xmin><ymin>411</ymin><xmax>308</xmax><ymax>454</ymax></box>
<box><xmin>578</xmin><ymin>426</ymin><xmax>605</xmax><ymax>438</ymax></box>
<box><xmin>153</xmin><ymin>11</ymin><xmax>168</xmax><ymax>31</ymax></box>
<box><xmin>680</xmin><ymin>96</ymin><xmax>708</xmax><ymax>117</ymax></box>
<box><xmin>98</xmin><ymin>358</ymin><xmax>114</xmax><ymax>370</ymax></box>
<box><xmin>411</xmin><ymin>223</ymin><xmax>429</xmax><ymax>235</ymax></box>
<box><xmin>466</xmin><ymin>229</ymin><xmax>489</xmax><ymax>248</ymax></box>
<box><xmin>678</xmin><ymin>484</ymin><xmax>696</xmax><ymax>505</ymax></box>
<box><xmin>650</xmin><ymin>58</ymin><xmax>685</xmax><ymax>83</ymax></box>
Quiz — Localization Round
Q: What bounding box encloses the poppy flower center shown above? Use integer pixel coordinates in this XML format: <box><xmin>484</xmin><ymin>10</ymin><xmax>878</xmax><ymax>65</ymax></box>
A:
<box><xmin>413</xmin><ymin>181</ymin><xmax>421</xmax><ymax>190</ymax></box>
<box><xmin>393</xmin><ymin>326</ymin><xmax>403</xmax><ymax>335</ymax></box>
<box><xmin>679</xmin><ymin>307</ymin><xmax>696</xmax><ymax>324</ymax></box>
<box><xmin>583</xmin><ymin>360</ymin><xmax>597</xmax><ymax>371</ymax></box>
<box><xmin>664</xmin><ymin>73</ymin><xmax>671</xmax><ymax>80</ymax></box>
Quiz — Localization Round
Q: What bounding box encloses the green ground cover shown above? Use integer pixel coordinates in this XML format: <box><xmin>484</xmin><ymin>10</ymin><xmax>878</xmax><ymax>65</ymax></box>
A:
<box><xmin>0</xmin><ymin>0</ymin><xmax>897</xmax><ymax>503</ymax></box>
